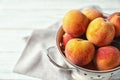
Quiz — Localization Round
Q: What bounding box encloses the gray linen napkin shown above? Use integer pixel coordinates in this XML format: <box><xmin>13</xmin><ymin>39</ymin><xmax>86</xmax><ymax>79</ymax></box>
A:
<box><xmin>13</xmin><ymin>21</ymin><xmax>74</xmax><ymax>80</ymax></box>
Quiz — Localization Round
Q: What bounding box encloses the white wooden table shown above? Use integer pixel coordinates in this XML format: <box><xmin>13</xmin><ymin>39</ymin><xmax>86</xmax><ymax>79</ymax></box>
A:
<box><xmin>0</xmin><ymin>0</ymin><xmax>120</xmax><ymax>79</ymax></box>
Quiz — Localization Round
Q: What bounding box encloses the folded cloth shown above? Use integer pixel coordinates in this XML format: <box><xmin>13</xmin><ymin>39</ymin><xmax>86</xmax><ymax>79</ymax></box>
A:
<box><xmin>13</xmin><ymin>20</ymin><xmax>74</xmax><ymax>80</ymax></box>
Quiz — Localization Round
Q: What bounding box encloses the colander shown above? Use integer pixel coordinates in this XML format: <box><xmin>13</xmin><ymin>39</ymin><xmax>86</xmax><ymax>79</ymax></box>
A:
<box><xmin>47</xmin><ymin>25</ymin><xmax>120</xmax><ymax>80</ymax></box>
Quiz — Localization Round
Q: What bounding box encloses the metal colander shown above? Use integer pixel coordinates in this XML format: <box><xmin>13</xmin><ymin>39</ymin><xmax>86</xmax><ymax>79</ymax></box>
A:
<box><xmin>47</xmin><ymin>27</ymin><xmax>120</xmax><ymax>80</ymax></box>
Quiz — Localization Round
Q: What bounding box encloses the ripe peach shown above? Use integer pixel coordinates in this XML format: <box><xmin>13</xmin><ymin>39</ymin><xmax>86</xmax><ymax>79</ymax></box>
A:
<box><xmin>65</xmin><ymin>39</ymin><xmax>95</xmax><ymax>66</ymax></box>
<box><xmin>62</xmin><ymin>9</ymin><xmax>89</xmax><ymax>37</ymax></box>
<box><xmin>108</xmin><ymin>12</ymin><xmax>120</xmax><ymax>36</ymax></box>
<box><xmin>62</xmin><ymin>33</ymin><xmax>74</xmax><ymax>47</ymax></box>
<box><xmin>86</xmin><ymin>17</ymin><xmax>115</xmax><ymax>46</ymax></box>
<box><xmin>82</xmin><ymin>8</ymin><xmax>104</xmax><ymax>21</ymax></box>
<box><xmin>96</xmin><ymin>46</ymin><xmax>120</xmax><ymax>70</ymax></box>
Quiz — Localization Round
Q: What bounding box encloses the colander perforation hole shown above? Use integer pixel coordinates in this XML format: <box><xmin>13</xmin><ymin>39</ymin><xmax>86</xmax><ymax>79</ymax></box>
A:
<box><xmin>84</xmin><ymin>73</ymin><xmax>87</xmax><ymax>76</ymax></box>
<box><xmin>97</xmin><ymin>75</ymin><xmax>101</xmax><ymax>77</ymax></box>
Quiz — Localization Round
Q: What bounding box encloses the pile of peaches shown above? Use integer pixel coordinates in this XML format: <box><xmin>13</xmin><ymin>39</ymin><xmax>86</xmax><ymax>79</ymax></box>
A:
<box><xmin>61</xmin><ymin>8</ymin><xmax>120</xmax><ymax>71</ymax></box>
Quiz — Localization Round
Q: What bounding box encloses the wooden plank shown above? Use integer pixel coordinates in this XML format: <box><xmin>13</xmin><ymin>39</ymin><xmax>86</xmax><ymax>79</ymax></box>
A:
<box><xmin>0</xmin><ymin>0</ymin><xmax>120</xmax><ymax>10</ymax></box>
<box><xmin>0</xmin><ymin>0</ymin><xmax>119</xmax><ymax>29</ymax></box>
<box><xmin>0</xmin><ymin>30</ymin><xmax>41</xmax><ymax>79</ymax></box>
<box><xmin>0</xmin><ymin>30</ymin><xmax>32</xmax><ymax>51</ymax></box>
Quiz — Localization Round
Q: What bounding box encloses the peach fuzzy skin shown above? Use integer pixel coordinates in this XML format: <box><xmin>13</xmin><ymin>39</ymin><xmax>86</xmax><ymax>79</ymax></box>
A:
<box><xmin>108</xmin><ymin>12</ymin><xmax>120</xmax><ymax>36</ymax></box>
<box><xmin>65</xmin><ymin>39</ymin><xmax>95</xmax><ymax>66</ymax></box>
<box><xmin>96</xmin><ymin>46</ymin><xmax>120</xmax><ymax>70</ymax></box>
<box><xmin>62</xmin><ymin>33</ymin><xmax>75</xmax><ymax>47</ymax></box>
<box><xmin>82</xmin><ymin>8</ymin><xmax>104</xmax><ymax>21</ymax></box>
<box><xmin>86</xmin><ymin>17</ymin><xmax>115</xmax><ymax>46</ymax></box>
<box><xmin>62</xmin><ymin>9</ymin><xmax>89</xmax><ymax>37</ymax></box>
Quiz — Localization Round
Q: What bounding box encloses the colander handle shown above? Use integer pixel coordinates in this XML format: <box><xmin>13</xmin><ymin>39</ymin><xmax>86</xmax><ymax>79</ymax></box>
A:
<box><xmin>47</xmin><ymin>46</ymin><xmax>76</xmax><ymax>71</ymax></box>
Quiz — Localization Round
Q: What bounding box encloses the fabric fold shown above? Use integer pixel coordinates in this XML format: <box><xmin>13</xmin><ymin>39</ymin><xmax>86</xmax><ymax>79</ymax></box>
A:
<box><xmin>13</xmin><ymin>21</ymin><xmax>74</xmax><ymax>80</ymax></box>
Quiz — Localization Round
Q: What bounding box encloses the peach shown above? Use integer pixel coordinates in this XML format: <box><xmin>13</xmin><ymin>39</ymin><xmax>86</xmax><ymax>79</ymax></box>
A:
<box><xmin>65</xmin><ymin>39</ymin><xmax>95</xmax><ymax>66</ymax></box>
<box><xmin>86</xmin><ymin>17</ymin><xmax>115</xmax><ymax>46</ymax></box>
<box><xmin>82</xmin><ymin>8</ymin><xmax>104</xmax><ymax>21</ymax></box>
<box><xmin>62</xmin><ymin>33</ymin><xmax>74</xmax><ymax>47</ymax></box>
<box><xmin>96</xmin><ymin>46</ymin><xmax>120</xmax><ymax>70</ymax></box>
<box><xmin>108</xmin><ymin>12</ymin><xmax>120</xmax><ymax>36</ymax></box>
<box><xmin>62</xmin><ymin>9</ymin><xmax>89</xmax><ymax>37</ymax></box>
